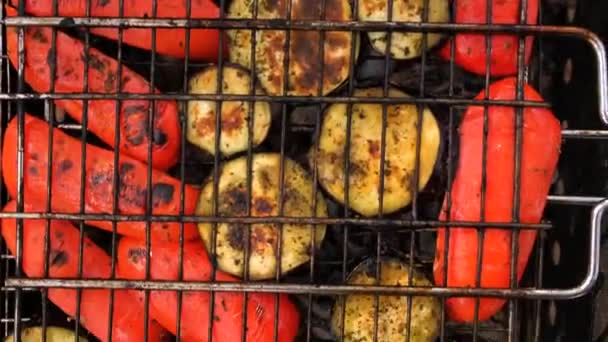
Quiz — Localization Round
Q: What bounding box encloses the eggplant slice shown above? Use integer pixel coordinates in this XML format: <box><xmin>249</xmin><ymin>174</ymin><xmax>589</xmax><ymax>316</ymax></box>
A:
<box><xmin>226</xmin><ymin>0</ymin><xmax>358</xmax><ymax>96</ymax></box>
<box><xmin>4</xmin><ymin>327</ymin><xmax>89</xmax><ymax>342</ymax></box>
<box><xmin>311</xmin><ymin>87</ymin><xmax>440</xmax><ymax>217</ymax></box>
<box><xmin>359</xmin><ymin>0</ymin><xmax>450</xmax><ymax>59</ymax></box>
<box><xmin>331</xmin><ymin>258</ymin><xmax>440</xmax><ymax>342</ymax></box>
<box><xmin>195</xmin><ymin>153</ymin><xmax>328</xmax><ymax>280</ymax></box>
<box><xmin>187</xmin><ymin>65</ymin><xmax>272</xmax><ymax>156</ymax></box>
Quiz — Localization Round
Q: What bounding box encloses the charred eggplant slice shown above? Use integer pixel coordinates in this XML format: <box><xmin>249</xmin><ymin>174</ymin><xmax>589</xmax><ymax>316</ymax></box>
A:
<box><xmin>187</xmin><ymin>65</ymin><xmax>272</xmax><ymax>156</ymax></box>
<box><xmin>226</xmin><ymin>0</ymin><xmax>358</xmax><ymax>96</ymax></box>
<box><xmin>311</xmin><ymin>87</ymin><xmax>440</xmax><ymax>217</ymax></box>
<box><xmin>4</xmin><ymin>327</ymin><xmax>89</xmax><ymax>342</ymax></box>
<box><xmin>331</xmin><ymin>258</ymin><xmax>440</xmax><ymax>342</ymax></box>
<box><xmin>195</xmin><ymin>153</ymin><xmax>328</xmax><ymax>280</ymax></box>
<box><xmin>359</xmin><ymin>0</ymin><xmax>449</xmax><ymax>59</ymax></box>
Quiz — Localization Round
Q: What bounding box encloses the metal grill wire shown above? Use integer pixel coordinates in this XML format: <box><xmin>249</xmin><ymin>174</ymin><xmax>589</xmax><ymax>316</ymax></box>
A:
<box><xmin>0</xmin><ymin>0</ymin><xmax>607</xmax><ymax>340</ymax></box>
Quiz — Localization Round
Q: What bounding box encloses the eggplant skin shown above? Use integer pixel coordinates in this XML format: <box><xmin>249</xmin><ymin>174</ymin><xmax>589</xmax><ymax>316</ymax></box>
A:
<box><xmin>359</xmin><ymin>0</ymin><xmax>450</xmax><ymax>59</ymax></box>
<box><xmin>226</xmin><ymin>0</ymin><xmax>358</xmax><ymax>96</ymax></box>
<box><xmin>187</xmin><ymin>65</ymin><xmax>272</xmax><ymax>156</ymax></box>
<box><xmin>195</xmin><ymin>153</ymin><xmax>328</xmax><ymax>280</ymax></box>
<box><xmin>4</xmin><ymin>327</ymin><xmax>89</xmax><ymax>342</ymax></box>
<box><xmin>331</xmin><ymin>259</ymin><xmax>440</xmax><ymax>342</ymax></box>
<box><xmin>311</xmin><ymin>87</ymin><xmax>440</xmax><ymax>217</ymax></box>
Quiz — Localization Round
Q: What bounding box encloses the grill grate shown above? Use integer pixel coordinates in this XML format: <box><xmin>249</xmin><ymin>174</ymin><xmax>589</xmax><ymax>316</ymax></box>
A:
<box><xmin>0</xmin><ymin>0</ymin><xmax>607</xmax><ymax>341</ymax></box>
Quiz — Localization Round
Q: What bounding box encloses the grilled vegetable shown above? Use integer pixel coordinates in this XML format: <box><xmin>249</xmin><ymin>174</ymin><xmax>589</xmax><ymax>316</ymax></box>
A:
<box><xmin>437</xmin><ymin>0</ymin><xmax>539</xmax><ymax>76</ymax></box>
<box><xmin>5</xmin><ymin>6</ymin><xmax>180</xmax><ymax>171</ymax></box>
<box><xmin>4</xmin><ymin>327</ymin><xmax>88</xmax><ymax>342</ymax></box>
<box><xmin>358</xmin><ymin>0</ymin><xmax>449</xmax><ymax>59</ymax></box>
<box><xmin>1</xmin><ymin>114</ymin><xmax>200</xmax><ymax>243</ymax></box>
<box><xmin>187</xmin><ymin>65</ymin><xmax>272</xmax><ymax>156</ymax></box>
<box><xmin>433</xmin><ymin>77</ymin><xmax>561</xmax><ymax>322</ymax></box>
<box><xmin>117</xmin><ymin>237</ymin><xmax>301</xmax><ymax>342</ymax></box>
<box><xmin>7</xmin><ymin>0</ymin><xmax>222</xmax><ymax>61</ymax></box>
<box><xmin>331</xmin><ymin>258</ymin><xmax>440</xmax><ymax>342</ymax></box>
<box><xmin>0</xmin><ymin>200</ymin><xmax>168</xmax><ymax>342</ymax></box>
<box><xmin>196</xmin><ymin>153</ymin><xmax>328</xmax><ymax>280</ymax></box>
<box><xmin>226</xmin><ymin>0</ymin><xmax>358</xmax><ymax>96</ymax></box>
<box><xmin>311</xmin><ymin>87</ymin><xmax>440</xmax><ymax>217</ymax></box>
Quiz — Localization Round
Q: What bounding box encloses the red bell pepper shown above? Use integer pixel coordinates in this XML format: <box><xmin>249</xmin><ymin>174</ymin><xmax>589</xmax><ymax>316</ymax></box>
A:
<box><xmin>9</xmin><ymin>0</ymin><xmax>223</xmax><ymax>61</ymax></box>
<box><xmin>437</xmin><ymin>0</ymin><xmax>539</xmax><ymax>76</ymax></box>
<box><xmin>433</xmin><ymin>77</ymin><xmax>561</xmax><ymax>322</ymax></box>
<box><xmin>117</xmin><ymin>238</ymin><xmax>301</xmax><ymax>342</ymax></box>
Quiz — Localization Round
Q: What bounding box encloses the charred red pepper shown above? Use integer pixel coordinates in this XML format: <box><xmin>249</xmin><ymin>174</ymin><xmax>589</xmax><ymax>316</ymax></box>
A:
<box><xmin>5</xmin><ymin>5</ymin><xmax>181</xmax><ymax>171</ymax></box>
<box><xmin>9</xmin><ymin>0</ymin><xmax>223</xmax><ymax>61</ymax></box>
<box><xmin>437</xmin><ymin>0</ymin><xmax>539</xmax><ymax>77</ymax></box>
<box><xmin>433</xmin><ymin>77</ymin><xmax>561</xmax><ymax>322</ymax></box>
<box><xmin>117</xmin><ymin>238</ymin><xmax>301</xmax><ymax>342</ymax></box>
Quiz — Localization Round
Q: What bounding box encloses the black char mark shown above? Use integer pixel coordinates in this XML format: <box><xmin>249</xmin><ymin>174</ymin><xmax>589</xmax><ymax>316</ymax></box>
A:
<box><xmin>46</xmin><ymin>49</ymin><xmax>56</xmax><ymax>73</ymax></box>
<box><xmin>153</xmin><ymin>129</ymin><xmax>168</xmax><ymax>146</ymax></box>
<box><xmin>118</xmin><ymin>162</ymin><xmax>147</xmax><ymax>208</ymax></box>
<box><xmin>253</xmin><ymin>198</ymin><xmax>273</xmax><ymax>214</ymax></box>
<box><xmin>82</xmin><ymin>52</ymin><xmax>106</xmax><ymax>73</ymax></box>
<box><xmin>59</xmin><ymin>159</ymin><xmax>73</xmax><ymax>172</ymax></box>
<box><xmin>104</xmin><ymin>71</ymin><xmax>117</xmax><ymax>92</ymax></box>
<box><xmin>119</xmin><ymin>162</ymin><xmax>135</xmax><ymax>175</ymax></box>
<box><xmin>90</xmin><ymin>168</ymin><xmax>111</xmax><ymax>187</ymax></box>
<box><xmin>123</xmin><ymin>104</ymin><xmax>148</xmax><ymax>146</ymax></box>
<box><xmin>227</xmin><ymin>224</ymin><xmax>247</xmax><ymax>250</ymax></box>
<box><xmin>97</xmin><ymin>0</ymin><xmax>111</xmax><ymax>7</ymax></box>
<box><xmin>128</xmin><ymin>247</ymin><xmax>147</xmax><ymax>264</ymax></box>
<box><xmin>222</xmin><ymin>187</ymin><xmax>248</xmax><ymax>216</ymax></box>
<box><xmin>49</xmin><ymin>250</ymin><xmax>68</xmax><ymax>267</ymax></box>
<box><xmin>54</xmin><ymin>230</ymin><xmax>64</xmax><ymax>240</ymax></box>
<box><xmin>30</xmin><ymin>28</ymin><xmax>48</xmax><ymax>43</ymax></box>
<box><xmin>123</xmin><ymin>102</ymin><xmax>167</xmax><ymax>148</ymax></box>
<box><xmin>152</xmin><ymin>183</ymin><xmax>175</xmax><ymax>208</ymax></box>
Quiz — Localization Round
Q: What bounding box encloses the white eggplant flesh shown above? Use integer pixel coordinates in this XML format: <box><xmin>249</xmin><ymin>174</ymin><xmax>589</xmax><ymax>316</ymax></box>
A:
<box><xmin>196</xmin><ymin>153</ymin><xmax>328</xmax><ymax>280</ymax></box>
<box><xmin>226</xmin><ymin>0</ymin><xmax>359</xmax><ymax>96</ymax></box>
<box><xmin>359</xmin><ymin>0</ymin><xmax>450</xmax><ymax>59</ymax></box>
<box><xmin>4</xmin><ymin>327</ymin><xmax>89</xmax><ymax>342</ymax></box>
<box><xmin>187</xmin><ymin>65</ymin><xmax>272</xmax><ymax>156</ymax></box>
<box><xmin>331</xmin><ymin>259</ymin><xmax>440</xmax><ymax>342</ymax></box>
<box><xmin>312</xmin><ymin>87</ymin><xmax>441</xmax><ymax>217</ymax></box>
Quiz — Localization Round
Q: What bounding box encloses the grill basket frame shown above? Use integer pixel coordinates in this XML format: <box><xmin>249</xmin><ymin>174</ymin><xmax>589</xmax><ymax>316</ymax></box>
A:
<box><xmin>0</xmin><ymin>0</ymin><xmax>607</xmax><ymax>341</ymax></box>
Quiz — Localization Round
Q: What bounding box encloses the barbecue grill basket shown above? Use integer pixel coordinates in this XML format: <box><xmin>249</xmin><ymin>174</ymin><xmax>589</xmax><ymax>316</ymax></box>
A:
<box><xmin>0</xmin><ymin>0</ymin><xmax>607</xmax><ymax>340</ymax></box>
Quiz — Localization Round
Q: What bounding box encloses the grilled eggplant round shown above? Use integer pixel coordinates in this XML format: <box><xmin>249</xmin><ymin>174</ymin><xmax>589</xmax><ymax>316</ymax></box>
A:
<box><xmin>226</xmin><ymin>0</ymin><xmax>358</xmax><ymax>96</ymax></box>
<box><xmin>331</xmin><ymin>258</ymin><xmax>440</xmax><ymax>342</ymax></box>
<box><xmin>187</xmin><ymin>65</ymin><xmax>272</xmax><ymax>156</ymax></box>
<box><xmin>359</xmin><ymin>0</ymin><xmax>450</xmax><ymax>59</ymax></box>
<box><xmin>196</xmin><ymin>153</ymin><xmax>328</xmax><ymax>280</ymax></box>
<box><xmin>4</xmin><ymin>327</ymin><xmax>89</xmax><ymax>342</ymax></box>
<box><xmin>311</xmin><ymin>87</ymin><xmax>440</xmax><ymax>217</ymax></box>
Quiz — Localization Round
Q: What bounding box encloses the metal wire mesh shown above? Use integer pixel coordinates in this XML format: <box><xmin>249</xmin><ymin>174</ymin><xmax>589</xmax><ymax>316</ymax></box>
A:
<box><xmin>0</xmin><ymin>0</ymin><xmax>607</xmax><ymax>341</ymax></box>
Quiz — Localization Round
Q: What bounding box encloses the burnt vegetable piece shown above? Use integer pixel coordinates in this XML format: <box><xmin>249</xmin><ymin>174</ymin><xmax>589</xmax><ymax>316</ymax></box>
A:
<box><xmin>187</xmin><ymin>65</ymin><xmax>272</xmax><ymax>156</ymax></box>
<box><xmin>1</xmin><ymin>114</ymin><xmax>201</xmax><ymax>243</ymax></box>
<box><xmin>358</xmin><ymin>0</ymin><xmax>450</xmax><ymax>59</ymax></box>
<box><xmin>8</xmin><ymin>0</ymin><xmax>222</xmax><ymax>61</ymax></box>
<box><xmin>4</xmin><ymin>5</ymin><xmax>181</xmax><ymax>171</ymax></box>
<box><xmin>311</xmin><ymin>87</ymin><xmax>440</xmax><ymax>217</ymax></box>
<box><xmin>196</xmin><ymin>153</ymin><xmax>328</xmax><ymax>280</ymax></box>
<box><xmin>331</xmin><ymin>258</ymin><xmax>440</xmax><ymax>342</ymax></box>
<box><xmin>4</xmin><ymin>327</ymin><xmax>88</xmax><ymax>342</ymax></box>
<box><xmin>433</xmin><ymin>77</ymin><xmax>562</xmax><ymax>322</ymax></box>
<box><xmin>226</xmin><ymin>0</ymin><xmax>359</xmax><ymax>96</ymax></box>
<box><xmin>0</xmin><ymin>200</ymin><xmax>169</xmax><ymax>342</ymax></box>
